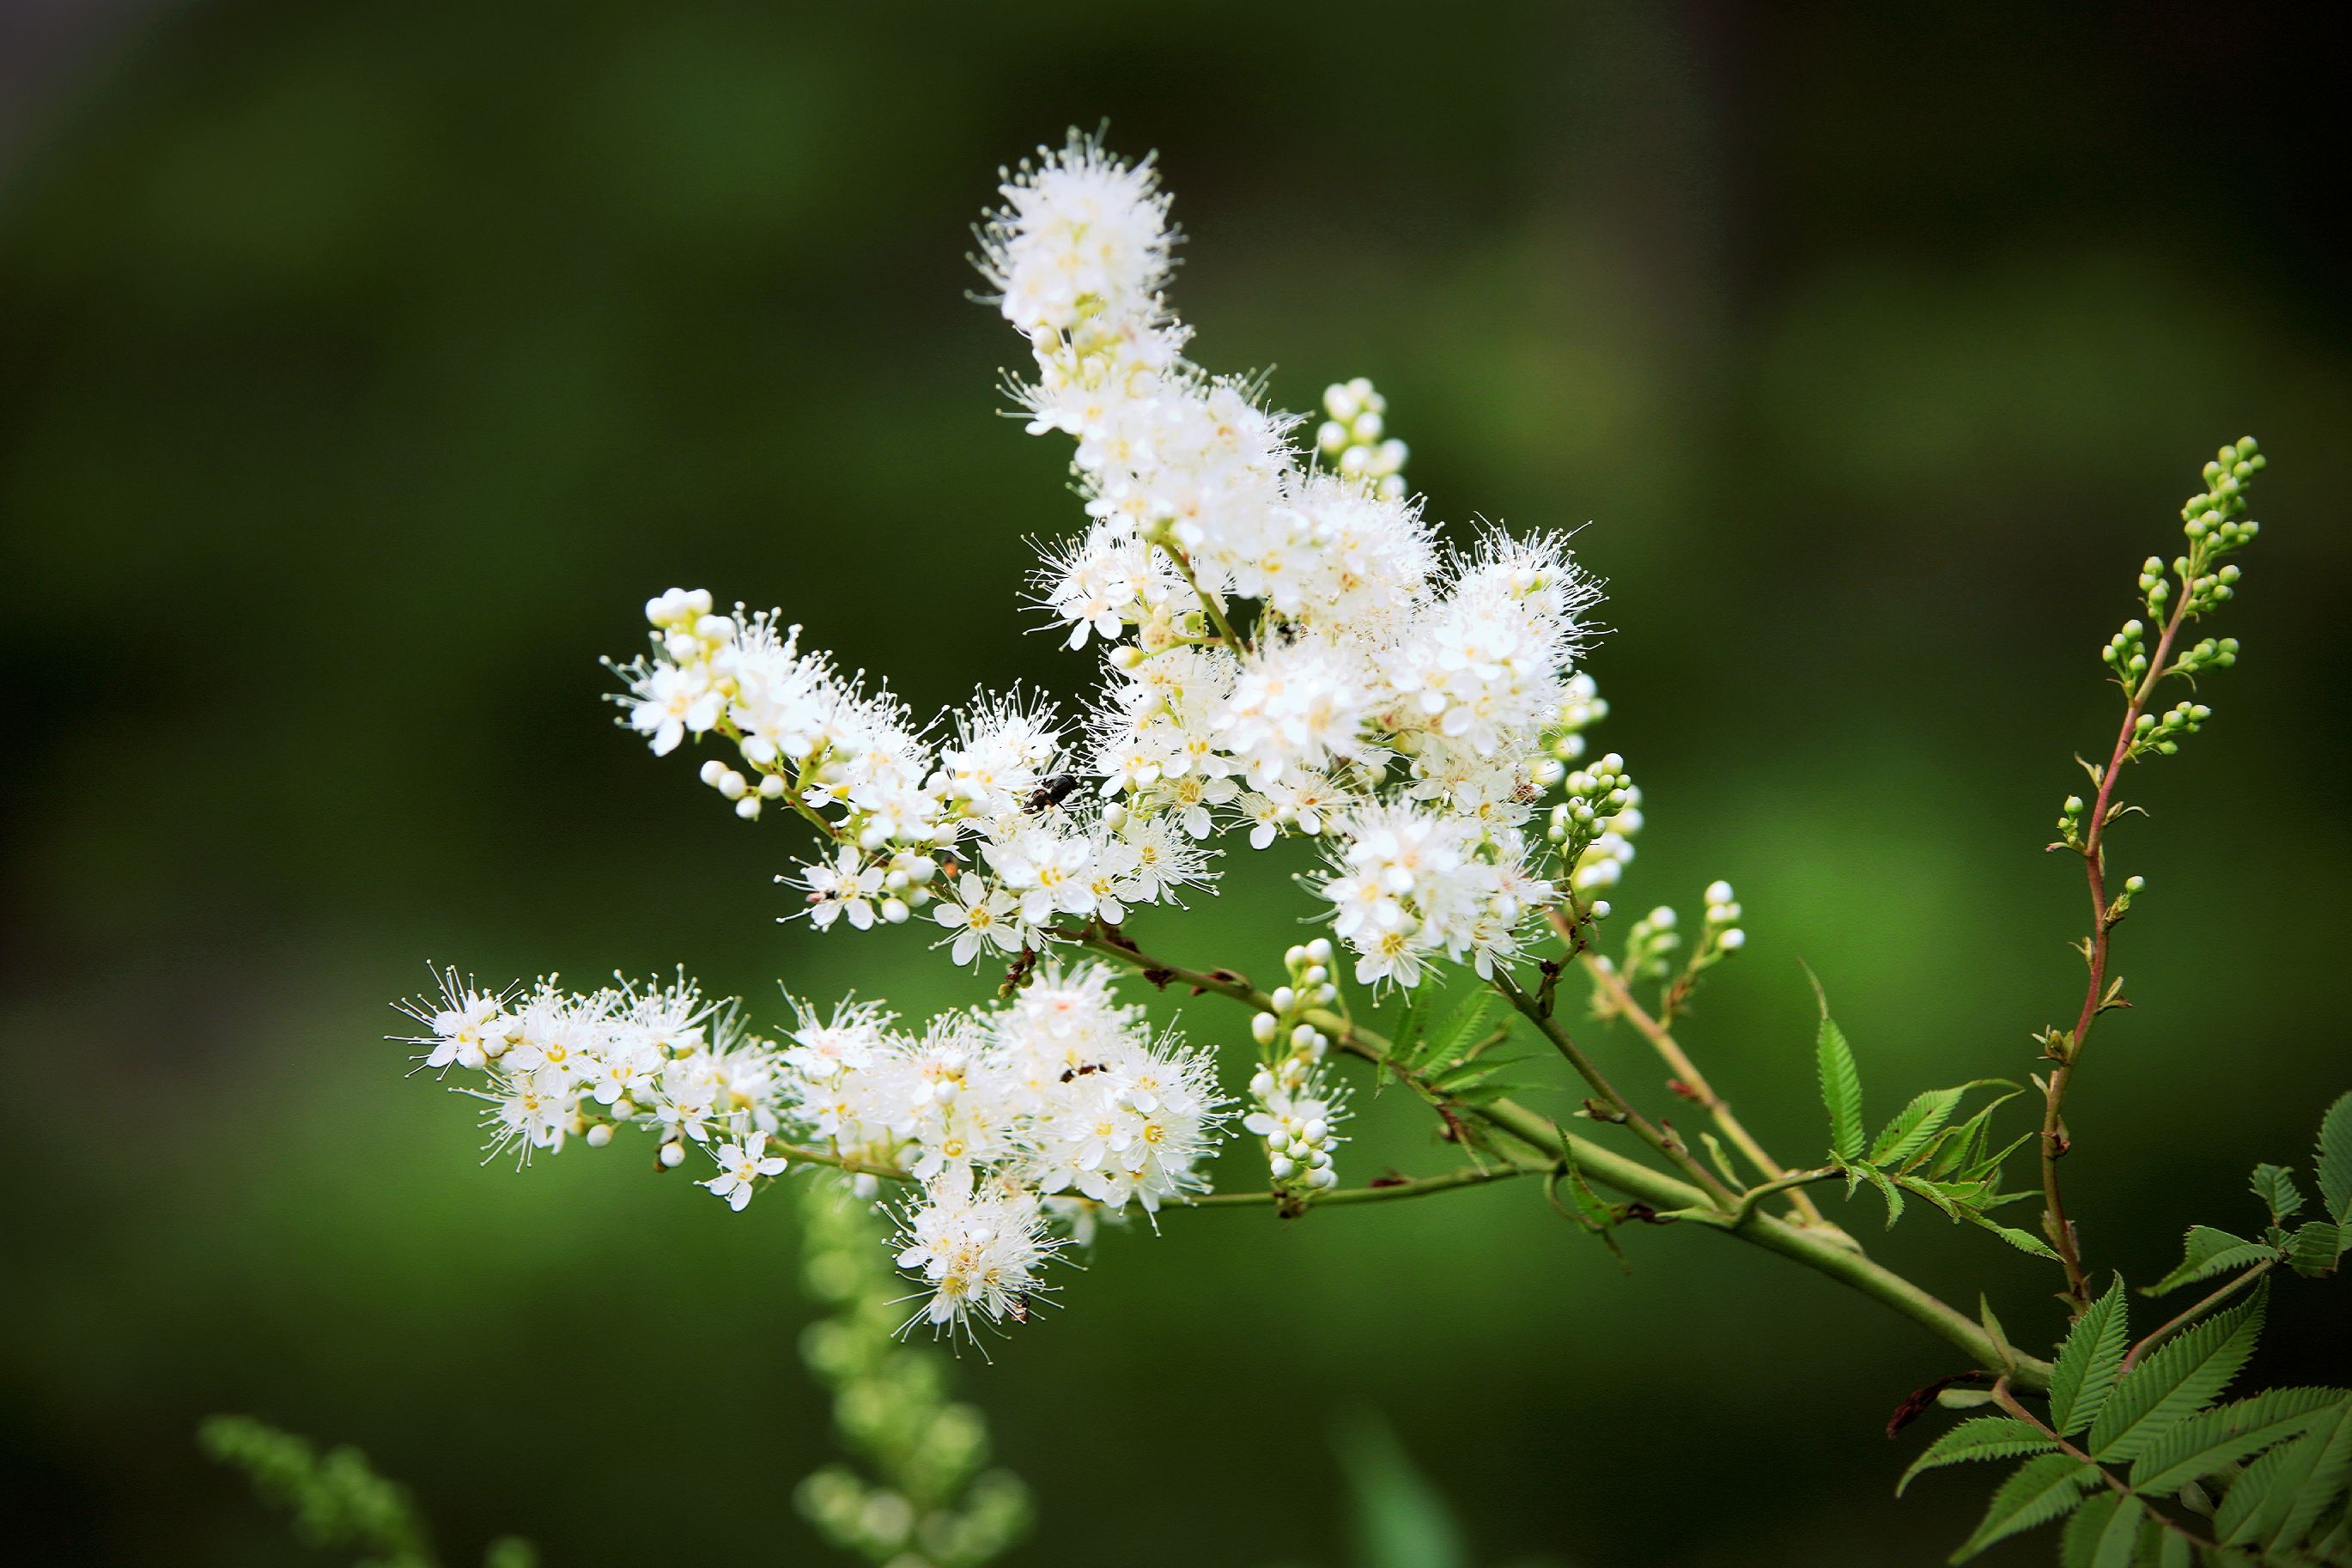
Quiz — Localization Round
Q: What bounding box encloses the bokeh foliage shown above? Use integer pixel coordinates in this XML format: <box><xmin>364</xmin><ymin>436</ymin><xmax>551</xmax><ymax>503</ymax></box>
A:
<box><xmin>3</xmin><ymin>3</ymin><xmax>2347</xmax><ymax>1565</ymax></box>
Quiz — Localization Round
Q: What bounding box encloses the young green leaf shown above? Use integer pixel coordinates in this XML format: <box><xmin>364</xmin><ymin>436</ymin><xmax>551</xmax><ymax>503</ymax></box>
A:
<box><xmin>2288</xmin><ymin>1220</ymin><xmax>2343</xmax><ymax>1278</ymax></box>
<box><xmin>1897</xmin><ymin>1417</ymin><xmax>2057</xmax><ymax>1495</ymax></box>
<box><xmin>2251</xmin><ymin>1162</ymin><xmax>2306</xmax><ymax>1223</ymax></box>
<box><xmin>1817</xmin><ymin>1016</ymin><xmax>1864</xmax><ymax>1162</ymax></box>
<box><xmin>1970</xmin><ymin>1214</ymin><xmax>2064</xmax><ymax>1262</ymax></box>
<box><xmin>2318</xmin><ymin>1090</ymin><xmax>2352</xmax><ymax>1227</ymax></box>
<box><xmin>2213</xmin><ymin>1399</ymin><xmax>2352</xmax><ymax>1553</ymax></box>
<box><xmin>2130</xmin><ymin>1387</ymin><xmax>2348</xmax><ymax>1495</ymax></box>
<box><xmin>1419</xmin><ymin>990</ymin><xmax>1498</xmax><ymax>1071</ymax></box>
<box><xmin>2050</xmin><ymin>1277</ymin><xmax>2130</xmax><ymax>1437</ymax></box>
<box><xmin>1869</xmin><ymin>1086</ymin><xmax>1967</xmax><ymax>1169</ymax></box>
<box><xmin>1948</xmin><ymin>1452</ymin><xmax>2098</xmax><ymax>1563</ymax></box>
<box><xmin>2089</xmin><ymin>1285</ymin><xmax>2267</xmax><ymax>1462</ymax></box>
<box><xmin>1862</xmin><ymin>1163</ymin><xmax>1906</xmax><ymax>1227</ymax></box>
<box><xmin>2147</xmin><ymin>1226</ymin><xmax>2276</xmax><ymax>1296</ymax></box>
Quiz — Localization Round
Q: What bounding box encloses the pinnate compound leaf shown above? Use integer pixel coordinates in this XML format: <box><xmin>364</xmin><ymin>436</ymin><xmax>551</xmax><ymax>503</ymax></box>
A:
<box><xmin>1817</xmin><ymin>1017</ymin><xmax>1863</xmax><ymax>1162</ymax></box>
<box><xmin>1870</xmin><ymin>1086</ymin><xmax>1967</xmax><ymax>1168</ymax></box>
<box><xmin>1948</xmin><ymin>1452</ymin><xmax>2098</xmax><ymax>1562</ymax></box>
<box><xmin>2251</xmin><ymin>1162</ymin><xmax>2306</xmax><ymax>1223</ymax></box>
<box><xmin>2059</xmin><ymin>1492</ymin><xmax>2144</xmax><ymax>1568</ymax></box>
<box><xmin>2089</xmin><ymin>1285</ymin><xmax>2266</xmax><ymax>1463</ymax></box>
<box><xmin>2147</xmin><ymin>1226</ymin><xmax>2276</xmax><ymax>1296</ymax></box>
<box><xmin>2214</xmin><ymin>1399</ymin><xmax>2352</xmax><ymax>1553</ymax></box>
<box><xmin>2051</xmin><ymin>1277</ymin><xmax>2130</xmax><ymax>1438</ymax></box>
<box><xmin>2319</xmin><ymin>1090</ymin><xmax>2352</xmax><ymax>1227</ymax></box>
<box><xmin>1897</xmin><ymin>1418</ymin><xmax>2057</xmax><ymax>1495</ymax></box>
<box><xmin>2130</xmin><ymin>1387</ymin><xmax>2349</xmax><ymax>1494</ymax></box>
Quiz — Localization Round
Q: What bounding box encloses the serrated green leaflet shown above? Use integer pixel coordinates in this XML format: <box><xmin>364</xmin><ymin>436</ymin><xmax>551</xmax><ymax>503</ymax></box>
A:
<box><xmin>2130</xmin><ymin>1387</ymin><xmax>2348</xmax><ymax>1494</ymax></box>
<box><xmin>2215</xmin><ymin>1399</ymin><xmax>2352</xmax><ymax>1553</ymax></box>
<box><xmin>1948</xmin><ymin>1451</ymin><xmax>2098</xmax><ymax>1562</ymax></box>
<box><xmin>2051</xmin><ymin>1278</ymin><xmax>2130</xmax><ymax>1437</ymax></box>
<box><xmin>2088</xmin><ymin>1285</ymin><xmax>2265</xmax><ymax>1462</ymax></box>
<box><xmin>2251</xmin><ymin>1162</ymin><xmax>2306</xmax><ymax>1222</ymax></box>
<box><xmin>2319</xmin><ymin>1091</ymin><xmax>2352</xmax><ymax>1227</ymax></box>
<box><xmin>1870</xmin><ymin>1086</ymin><xmax>1967</xmax><ymax>1168</ymax></box>
<box><xmin>1817</xmin><ymin>1016</ymin><xmax>1863</xmax><ymax>1162</ymax></box>
<box><xmin>2147</xmin><ymin>1225</ymin><xmax>2276</xmax><ymax>1295</ymax></box>
<box><xmin>2288</xmin><ymin>1220</ymin><xmax>2343</xmax><ymax>1276</ymax></box>
<box><xmin>1969</xmin><ymin>1214</ymin><xmax>2063</xmax><ymax>1261</ymax></box>
<box><xmin>1862</xmin><ymin>1163</ymin><xmax>1905</xmax><ymax>1226</ymax></box>
<box><xmin>1897</xmin><ymin>1417</ymin><xmax>2055</xmax><ymax>1495</ymax></box>
<box><xmin>2058</xmin><ymin>1492</ymin><xmax>2142</xmax><ymax>1568</ymax></box>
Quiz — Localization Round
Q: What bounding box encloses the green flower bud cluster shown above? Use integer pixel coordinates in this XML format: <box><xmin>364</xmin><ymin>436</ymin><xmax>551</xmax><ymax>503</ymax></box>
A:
<box><xmin>2056</xmin><ymin>793</ymin><xmax>2088</xmax><ymax>852</ymax></box>
<box><xmin>1618</xmin><ymin>905</ymin><xmax>1682</xmax><ymax>987</ymax></box>
<box><xmin>2168</xmin><ymin>634</ymin><xmax>2240</xmax><ymax>680</ymax></box>
<box><xmin>2127</xmin><ymin>698</ymin><xmax>2211</xmax><ymax>761</ymax></box>
<box><xmin>1316</xmin><ymin>377</ymin><xmax>1409</xmax><ymax>501</ymax></box>
<box><xmin>2173</xmin><ymin>436</ymin><xmax>2264</xmax><ymax>617</ymax></box>
<box><xmin>796</xmin><ymin>1181</ymin><xmax>1031</xmax><ymax>1568</ymax></box>
<box><xmin>1546</xmin><ymin>751</ymin><xmax>1633</xmax><ymax>872</ymax></box>
<box><xmin>2100</xmin><ymin>618</ymin><xmax>2154</xmax><ymax>682</ymax></box>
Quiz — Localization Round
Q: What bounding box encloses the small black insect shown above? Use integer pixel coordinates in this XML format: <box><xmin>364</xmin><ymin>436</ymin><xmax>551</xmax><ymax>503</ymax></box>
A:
<box><xmin>1056</xmin><ymin>1062</ymin><xmax>1106</xmax><ymax>1083</ymax></box>
<box><xmin>1024</xmin><ymin>773</ymin><xmax>1082</xmax><ymax>813</ymax></box>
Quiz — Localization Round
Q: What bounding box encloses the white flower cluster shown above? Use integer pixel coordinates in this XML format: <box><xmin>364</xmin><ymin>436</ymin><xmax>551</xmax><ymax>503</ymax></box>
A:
<box><xmin>397</xmin><ymin>969</ymin><xmax>781</xmax><ymax>1169</ymax></box>
<box><xmin>979</xmin><ymin>131</ymin><xmax>1601</xmax><ymax>988</ymax></box>
<box><xmin>403</xmin><ymin>960</ymin><xmax>1227</xmax><ymax>1337</ymax></box>
<box><xmin>612</xmin><ymin>599</ymin><xmax>1215</xmax><ymax>955</ymax></box>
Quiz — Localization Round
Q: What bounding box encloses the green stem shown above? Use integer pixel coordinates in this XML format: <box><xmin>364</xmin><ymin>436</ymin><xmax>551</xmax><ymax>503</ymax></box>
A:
<box><xmin>1490</xmin><ymin>967</ymin><xmax>1740</xmax><ymax>1206</ymax></box>
<box><xmin>1179</xmin><ymin>1161</ymin><xmax>1541</xmax><ymax>1208</ymax></box>
<box><xmin>1067</xmin><ymin>923</ymin><xmax>2050</xmax><ymax>1387</ymax></box>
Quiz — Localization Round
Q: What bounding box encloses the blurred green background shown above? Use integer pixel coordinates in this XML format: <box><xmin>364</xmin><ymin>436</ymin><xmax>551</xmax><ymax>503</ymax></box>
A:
<box><xmin>3</xmin><ymin>3</ymin><xmax>2347</xmax><ymax>1564</ymax></box>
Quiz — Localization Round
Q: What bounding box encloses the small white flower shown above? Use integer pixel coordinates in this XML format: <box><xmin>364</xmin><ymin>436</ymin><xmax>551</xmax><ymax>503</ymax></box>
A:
<box><xmin>702</xmin><ymin>1137</ymin><xmax>787</xmax><ymax>1212</ymax></box>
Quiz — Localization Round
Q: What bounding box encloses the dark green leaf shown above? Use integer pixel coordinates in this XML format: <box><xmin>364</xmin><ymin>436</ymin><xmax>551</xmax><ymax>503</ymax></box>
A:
<box><xmin>2251</xmin><ymin>1163</ymin><xmax>2306</xmax><ymax>1223</ymax></box>
<box><xmin>1871</xmin><ymin>1087</ymin><xmax>1967</xmax><ymax>1168</ymax></box>
<box><xmin>1817</xmin><ymin>1017</ymin><xmax>1863</xmax><ymax>1162</ymax></box>
<box><xmin>2215</xmin><ymin>1399</ymin><xmax>2352</xmax><ymax>1553</ymax></box>
<box><xmin>1948</xmin><ymin>1452</ymin><xmax>2099</xmax><ymax>1562</ymax></box>
<box><xmin>2319</xmin><ymin>1091</ymin><xmax>2352</xmax><ymax>1228</ymax></box>
<box><xmin>2090</xmin><ymin>1285</ymin><xmax>2266</xmax><ymax>1462</ymax></box>
<box><xmin>2130</xmin><ymin>1387</ymin><xmax>2348</xmax><ymax>1493</ymax></box>
<box><xmin>2288</xmin><ymin>1221</ymin><xmax>2343</xmax><ymax>1277</ymax></box>
<box><xmin>2148</xmin><ymin>1227</ymin><xmax>2276</xmax><ymax>1296</ymax></box>
<box><xmin>2062</xmin><ymin>1492</ymin><xmax>2120</xmax><ymax>1568</ymax></box>
<box><xmin>2151</xmin><ymin>1525</ymin><xmax>2191</xmax><ymax>1568</ymax></box>
<box><xmin>2061</xmin><ymin>1492</ymin><xmax>2143</xmax><ymax>1568</ymax></box>
<box><xmin>1898</xmin><ymin>1417</ymin><xmax>2056</xmax><ymax>1495</ymax></box>
<box><xmin>2051</xmin><ymin>1278</ymin><xmax>2130</xmax><ymax>1437</ymax></box>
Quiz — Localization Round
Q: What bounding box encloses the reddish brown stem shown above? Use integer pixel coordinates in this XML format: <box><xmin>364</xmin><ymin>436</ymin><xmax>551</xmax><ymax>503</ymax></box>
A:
<box><xmin>2042</xmin><ymin>591</ymin><xmax>2193</xmax><ymax>1311</ymax></box>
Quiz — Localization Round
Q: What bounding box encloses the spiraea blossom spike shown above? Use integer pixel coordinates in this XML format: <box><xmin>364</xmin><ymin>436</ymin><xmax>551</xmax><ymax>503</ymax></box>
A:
<box><xmin>410</xmin><ymin>131</ymin><xmax>1606</xmax><ymax>1333</ymax></box>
